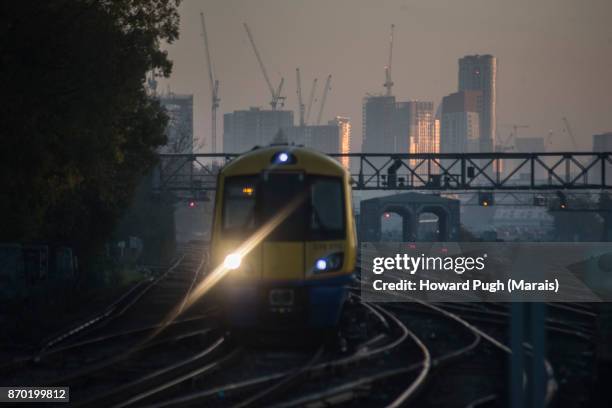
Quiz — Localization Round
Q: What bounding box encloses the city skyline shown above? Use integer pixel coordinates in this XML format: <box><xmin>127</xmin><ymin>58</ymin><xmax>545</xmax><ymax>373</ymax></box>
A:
<box><xmin>159</xmin><ymin>0</ymin><xmax>612</xmax><ymax>153</ymax></box>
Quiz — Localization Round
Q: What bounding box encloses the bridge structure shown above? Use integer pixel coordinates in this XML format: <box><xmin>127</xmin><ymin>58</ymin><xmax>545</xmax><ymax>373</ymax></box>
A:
<box><xmin>154</xmin><ymin>151</ymin><xmax>612</xmax><ymax>194</ymax></box>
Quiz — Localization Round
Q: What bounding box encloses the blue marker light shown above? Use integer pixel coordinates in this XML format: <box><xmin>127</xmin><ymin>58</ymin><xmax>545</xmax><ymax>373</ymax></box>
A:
<box><xmin>315</xmin><ymin>259</ymin><xmax>327</xmax><ymax>271</ymax></box>
<box><xmin>271</xmin><ymin>151</ymin><xmax>296</xmax><ymax>164</ymax></box>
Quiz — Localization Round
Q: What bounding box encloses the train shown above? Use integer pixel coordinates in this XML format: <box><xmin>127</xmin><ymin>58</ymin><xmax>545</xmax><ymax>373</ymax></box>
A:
<box><xmin>210</xmin><ymin>144</ymin><xmax>357</xmax><ymax>330</ymax></box>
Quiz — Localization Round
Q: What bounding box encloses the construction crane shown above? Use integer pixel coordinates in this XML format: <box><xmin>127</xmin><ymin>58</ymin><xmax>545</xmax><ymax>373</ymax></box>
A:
<box><xmin>316</xmin><ymin>75</ymin><xmax>332</xmax><ymax>125</ymax></box>
<box><xmin>545</xmin><ymin>129</ymin><xmax>554</xmax><ymax>149</ymax></box>
<box><xmin>562</xmin><ymin>117</ymin><xmax>578</xmax><ymax>150</ymax></box>
<box><xmin>498</xmin><ymin>124</ymin><xmax>529</xmax><ymax>151</ymax></box>
<box><xmin>199</xmin><ymin>12</ymin><xmax>220</xmax><ymax>153</ymax></box>
<box><xmin>383</xmin><ymin>24</ymin><xmax>395</xmax><ymax>96</ymax></box>
<box><xmin>243</xmin><ymin>22</ymin><xmax>285</xmax><ymax>110</ymax></box>
<box><xmin>305</xmin><ymin>78</ymin><xmax>318</xmax><ymax>125</ymax></box>
<box><xmin>296</xmin><ymin>68</ymin><xmax>305</xmax><ymax>126</ymax></box>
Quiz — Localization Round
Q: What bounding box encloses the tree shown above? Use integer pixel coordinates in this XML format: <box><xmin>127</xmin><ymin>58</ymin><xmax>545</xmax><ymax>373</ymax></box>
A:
<box><xmin>0</xmin><ymin>0</ymin><xmax>181</xmax><ymax>262</ymax></box>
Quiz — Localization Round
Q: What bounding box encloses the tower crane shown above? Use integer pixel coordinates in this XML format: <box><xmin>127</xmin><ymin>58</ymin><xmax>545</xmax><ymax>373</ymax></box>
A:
<box><xmin>243</xmin><ymin>23</ymin><xmax>285</xmax><ymax>110</ymax></box>
<box><xmin>383</xmin><ymin>24</ymin><xmax>395</xmax><ymax>96</ymax></box>
<box><xmin>199</xmin><ymin>12</ymin><xmax>220</xmax><ymax>153</ymax></box>
<box><xmin>316</xmin><ymin>75</ymin><xmax>332</xmax><ymax>125</ymax></box>
<box><xmin>305</xmin><ymin>78</ymin><xmax>318</xmax><ymax>125</ymax></box>
<box><xmin>545</xmin><ymin>129</ymin><xmax>554</xmax><ymax>149</ymax></box>
<box><xmin>562</xmin><ymin>117</ymin><xmax>578</xmax><ymax>150</ymax></box>
<box><xmin>498</xmin><ymin>124</ymin><xmax>529</xmax><ymax>151</ymax></box>
<box><xmin>296</xmin><ymin>68</ymin><xmax>305</xmax><ymax>126</ymax></box>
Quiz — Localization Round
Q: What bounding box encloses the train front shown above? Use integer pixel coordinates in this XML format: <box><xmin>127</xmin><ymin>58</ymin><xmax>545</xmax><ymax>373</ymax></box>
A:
<box><xmin>210</xmin><ymin>146</ymin><xmax>356</xmax><ymax>330</ymax></box>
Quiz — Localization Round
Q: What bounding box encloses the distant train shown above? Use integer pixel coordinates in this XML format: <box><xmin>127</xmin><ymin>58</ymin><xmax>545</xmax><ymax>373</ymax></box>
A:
<box><xmin>210</xmin><ymin>145</ymin><xmax>357</xmax><ymax>329</ymax></box>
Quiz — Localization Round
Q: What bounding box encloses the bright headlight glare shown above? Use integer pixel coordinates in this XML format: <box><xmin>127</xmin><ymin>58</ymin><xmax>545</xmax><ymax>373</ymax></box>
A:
<box><xmin>313</xmin><ymin>252</ymin><xmax>343</xmax><ymax>273</ymax></box>
<box><xmin>315</xmin><ymin>259</ymin><xmax>327</xmax><ymax>271</ymax></box>
<box><xmin>223</xmin><ymin>253</ymin><xmax>242</xmax><ymax>270</ymax></box>
<box><xmin>271</xmin><ymin>151</ymin><xmax>297</xmax><ymax>164</ymax></box>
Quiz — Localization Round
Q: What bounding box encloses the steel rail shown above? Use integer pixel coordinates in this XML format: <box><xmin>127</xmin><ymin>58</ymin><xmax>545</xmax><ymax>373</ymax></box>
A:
<box><xmin>140</xmin><ymin>299</ymin><xmax>407</xmax><ymax>408</ymax></box>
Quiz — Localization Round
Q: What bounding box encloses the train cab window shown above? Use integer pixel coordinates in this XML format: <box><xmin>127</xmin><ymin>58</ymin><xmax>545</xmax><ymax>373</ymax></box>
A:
<box><xmin>309</xmin><ymin>177</ymin><xmax>345</xmax><ymax>240</ymax></box>
<box><xmin>261</xmin><ymin>172</ymin><xmax>306</xmax><ymax>241</ymax></box>
<box><xmin>222</xmin><ymin>176</ymin><xmax>257</xmax><ymax>234</ymax></box>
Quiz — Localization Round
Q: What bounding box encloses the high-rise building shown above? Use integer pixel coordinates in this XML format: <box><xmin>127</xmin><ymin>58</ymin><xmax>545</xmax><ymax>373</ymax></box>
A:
<box><xmin>336</xmin><ymin>116</ymin><xmax>351</xmax><ymax>169</ymax></box>
<box><xmin>159</xmin><ymin>94</ymin><xmax>194</xmax><ymax>154</ymax></box>
<box><xmin>440</xmin><ymin>90</ymin><xmax>483</xmax><ymax>153</ymax></box>
<box><xmin>515</xmin><ymin>137</ymin><xmax>545</xmax><ymax>153</ymax></box>
<box><xmin>593</xmin><ymin>133</ymin><xmax>612</xmax><ymax>184</ymax></box>
<box><xmin>441</xmin><ymin>112</ymin><xmax>480</xmax><ymax>153</ymax></box>
<box><xmin>362</xmin><ymin>96</ymin><xmax>397</xmax><ymax>153</ymax></box>
<box><xmin>515</xmin><ymin>137</ymin><xmax>546</xmax><ymax>180</ymax></box>
<box><xmin>593</xmin><ymin>132</ymin><xmax>612</xmax><ymax>152</ymax></box>
<box><xmin>223</xmin><ymin>107</ymin><xmax>293</xmax><ymax>153</ymax></box>
<box><xmin>407</xmin><ymin>101</ymin><xmax>437</xmax><ymax>154</ymax></box>
<box><xmin>282</xmin><ymin>116</ymin><xmax>352</xmax><ymax>169</ymax></box>
<box><xmin>362</xmin><ymin>96</ymin><xmax>436</xmax><ymax>154</ymax></box>
<box><xmin>458</xmin><ymin>55</ymin><xmax>496</xmax><ymax>152</ymax></box>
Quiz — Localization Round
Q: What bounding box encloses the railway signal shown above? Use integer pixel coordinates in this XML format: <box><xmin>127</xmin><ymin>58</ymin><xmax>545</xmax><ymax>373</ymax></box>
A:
<box><xmin>478</xmin><ymin>191</ymin><xmax>495</xmax><ymax>207</ymax></box>
<box><xmin>478</xmin><ymin>192</ymin><xmax>494</xmax><ymax>207</ymax></box>
<box><xmin>556</xmin><ymin>191</ymin><xmax>568</xmax><ymax>210</ymax></box>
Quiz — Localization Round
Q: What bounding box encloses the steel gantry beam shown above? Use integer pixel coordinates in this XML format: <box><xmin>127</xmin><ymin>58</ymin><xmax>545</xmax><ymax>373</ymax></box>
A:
<box><xmin>153</xmin><ymin>152</ymin><xmax>612</xmax><ymax>193</ymax></box>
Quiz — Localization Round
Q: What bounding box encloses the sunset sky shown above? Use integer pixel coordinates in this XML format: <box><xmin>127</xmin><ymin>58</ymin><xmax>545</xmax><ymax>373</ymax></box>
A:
<box><xmin>159</xmin><ymin>0</ymin><xmax>612</xmax><ymax>153</ymax></box>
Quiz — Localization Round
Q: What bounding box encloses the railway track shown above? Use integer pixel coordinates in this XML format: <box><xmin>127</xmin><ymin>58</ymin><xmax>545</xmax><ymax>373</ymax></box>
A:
<box><xmin>354</xmin><ymin>250</ymin><xmax>561</xmax><ymax>407</ymax></box>
<box><xmin>1</xmin><ymin>245</ymin><xmax>600</xmax><ymax>407</ymax></box>
<box><xmin>111</xmin><ymin>294</ymin><xmax>408</xmax><ymax>407</ymax></box>
<box><xmin>134</xmin><ymin>291</ymin><xmax>492</xmax><ymax>408</ymax></box>
<box><xmin>0</xmin><ymin>244</ymin><xmax>218</xmax><ymax>404</ymax></box>
<box><xmin>0</xmin><ymin>259</ymin><xmax>179</xmax><ymax>373</ymax></box>
<box><xmin>354</xmin><ymin>246</ymin><xmax>601</xmax><ymax>407</ymax></box>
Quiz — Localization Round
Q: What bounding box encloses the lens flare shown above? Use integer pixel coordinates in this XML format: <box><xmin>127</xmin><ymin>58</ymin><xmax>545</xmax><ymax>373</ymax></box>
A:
<box><xmin>127</xmin><ymin>148</ymin><xmax>307</xmax><ymax>352</ymax></box>
<box><xmin>223</xmin><ymin>253</ymin><xmax>242</xmax><ymax>270</ymax></box>
<box><xmin>182</xmin><ymin>192</ymin><xmax>306</xmax><ymax>311</ymax></box>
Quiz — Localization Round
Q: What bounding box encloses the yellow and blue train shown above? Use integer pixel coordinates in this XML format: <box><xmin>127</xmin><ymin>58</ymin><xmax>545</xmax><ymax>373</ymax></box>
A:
<box><xmin>210</xmin><ymin>145</ymin><xmax>357</xmax><ymax>329</ymax></box>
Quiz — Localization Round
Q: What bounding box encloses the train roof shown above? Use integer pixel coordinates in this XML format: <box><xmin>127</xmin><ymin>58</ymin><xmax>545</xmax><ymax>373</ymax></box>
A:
<box><xmin>220</xmin><ymin>145</ymin><xmax>347</xmax><ymax>177</ymax></box>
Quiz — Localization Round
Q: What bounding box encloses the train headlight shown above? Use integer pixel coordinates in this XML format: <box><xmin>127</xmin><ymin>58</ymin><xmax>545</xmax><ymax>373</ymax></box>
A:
<box><xmin>223</xmin><ymin>253</ymin><xmax>242</xmax><ymax>270</ymax></box>
<box><xmin>313</xmin><ymin>252</ymin><xmax>343</xmax><ymax>274</ymax></box>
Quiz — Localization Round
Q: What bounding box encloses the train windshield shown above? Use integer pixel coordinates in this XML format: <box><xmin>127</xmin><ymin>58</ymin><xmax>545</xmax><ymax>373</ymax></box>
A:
<box><xmin>222</xmin><ymin>176</ymin><xmax>257</xmax><ymax>234</ymax></box>
<box><xmin>260</xmin><ymin>172</ymin><xmax>307</xmax><ymax>241</ymax></box>
<box><xmin>222</xmin><ymin>173</ymin><xmax>345</xmax><ymax>241</ymax></box>
<box><xmin>309</xmin><ymin>177</ymin><xmax>345</xmax><ymax>240</ymax></box>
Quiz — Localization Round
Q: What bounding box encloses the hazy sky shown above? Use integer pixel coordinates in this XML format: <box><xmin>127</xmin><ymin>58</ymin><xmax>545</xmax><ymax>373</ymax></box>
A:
<box><xmin>159</xmin><ymin>0</ymin><xmax>612</xmax><ymax>152</ymax></box>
